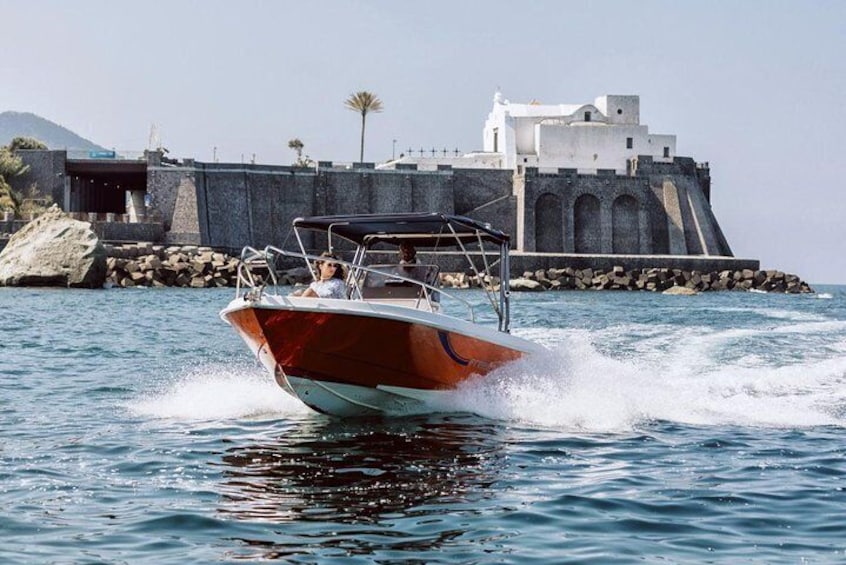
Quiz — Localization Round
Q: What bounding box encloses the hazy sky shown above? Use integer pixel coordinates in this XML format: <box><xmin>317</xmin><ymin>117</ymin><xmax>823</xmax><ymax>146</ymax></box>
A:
<box><xmin>1</xmin><ymin>0</ymin><xmax>844</xmax><ymax>283</ymax></box>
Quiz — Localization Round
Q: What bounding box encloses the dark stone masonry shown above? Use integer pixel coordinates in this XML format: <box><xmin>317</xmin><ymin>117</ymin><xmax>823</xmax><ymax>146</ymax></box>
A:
<box><xmin>7</xmin><ymin>148</ymin><xmax>815</xmax><ymax>293</ymax></box>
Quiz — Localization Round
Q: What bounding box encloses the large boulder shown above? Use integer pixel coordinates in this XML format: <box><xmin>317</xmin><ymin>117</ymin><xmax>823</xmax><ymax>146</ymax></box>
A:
<box><xmin>0</xmin><ymin>205</ymin><xmax>106</xmax><ymax>288</ymax></box>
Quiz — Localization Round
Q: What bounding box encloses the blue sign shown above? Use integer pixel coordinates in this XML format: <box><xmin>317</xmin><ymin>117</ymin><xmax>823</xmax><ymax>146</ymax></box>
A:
<box><xmin>89</xmin><ymin>150</ymin><xmax>116</xmax><ymax>159</ymax></box>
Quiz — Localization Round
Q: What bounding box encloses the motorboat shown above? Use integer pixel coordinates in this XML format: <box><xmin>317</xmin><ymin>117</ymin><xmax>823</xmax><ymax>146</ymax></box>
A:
<box><xmin>220</xmin><ymin>212</ymin><xmax>544</xmax><ymax>416</ymax></box>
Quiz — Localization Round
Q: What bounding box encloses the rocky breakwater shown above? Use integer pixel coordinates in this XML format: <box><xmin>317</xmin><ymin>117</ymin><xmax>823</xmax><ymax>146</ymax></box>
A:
<box><xmin>104</xmin><ymin>243</ymin><xmax>241</xmax><ymax>288</ymax></box>
<box><xmin>442</xmin><ymin>266</ymin><xmax>813</xmax><ymax>294</ymax></box>
<box><xmin>0</xmin><ymin>205</ymin><xmax>106</xmax><ymax>288</ymax></box>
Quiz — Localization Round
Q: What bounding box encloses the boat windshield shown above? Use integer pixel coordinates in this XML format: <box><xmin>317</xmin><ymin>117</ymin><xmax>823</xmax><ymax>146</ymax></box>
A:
<box><xmin>237</xmin><ymin>213</ymin><xmax>513</xmax><ymax>333</ymax></box>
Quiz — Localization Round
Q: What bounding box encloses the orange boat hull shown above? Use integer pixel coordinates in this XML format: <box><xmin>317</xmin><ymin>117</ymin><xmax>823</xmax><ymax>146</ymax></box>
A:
<box><xmin>224</xmin><ymin>306</ymin><xmax>526</xmax><ymax>393</ymax></box>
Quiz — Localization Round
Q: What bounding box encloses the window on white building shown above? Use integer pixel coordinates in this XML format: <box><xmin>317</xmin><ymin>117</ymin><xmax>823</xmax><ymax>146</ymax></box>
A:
<box><xmin>584</xmin><ymin>111</ymin><xmax>592</xmax><ymax>122</ymax></box>
<box><xmin>493</xmin><ymin>129</ymin><xmax>499</xmax><ymax>153</ymax></box>
<box><xmin>663</xmin><ymin>147</ymin><xmax>670</xmax><ymax>158</ymax></box>
<box><xmin>626</xmin><ymin>137</ymin><xmax>633</xmax><ymax>149</ymax></box>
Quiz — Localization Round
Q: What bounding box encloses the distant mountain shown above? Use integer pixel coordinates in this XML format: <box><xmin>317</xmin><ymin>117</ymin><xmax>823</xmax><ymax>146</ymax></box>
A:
<box><xmin>0</xmin><ymin>111</ymin><xmax>107</xmax><ymax>151</ymax></box>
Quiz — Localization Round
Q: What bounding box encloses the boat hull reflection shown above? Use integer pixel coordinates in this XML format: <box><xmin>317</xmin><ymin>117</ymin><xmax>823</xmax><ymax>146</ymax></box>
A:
<box><xmin>216</xmin><ymin>416</ymin><xmax>508</xmax><ymax>558</ymax></box>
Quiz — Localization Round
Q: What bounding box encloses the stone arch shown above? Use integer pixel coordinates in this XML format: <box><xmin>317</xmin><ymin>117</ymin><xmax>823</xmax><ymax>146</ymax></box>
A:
<box><xmin>574</xmin><ymin>193</ymin><xmax>601</xmax><ymax>253</ymax></box>
<box><xmin>612</xmin><ymin>194</ymin><xmax>640</xmax><ymax>254</ymax></box>
<box><xmin>535</xmin><ymin>192</ymin><xmax>563</xmax><ymax>252</ymax></box>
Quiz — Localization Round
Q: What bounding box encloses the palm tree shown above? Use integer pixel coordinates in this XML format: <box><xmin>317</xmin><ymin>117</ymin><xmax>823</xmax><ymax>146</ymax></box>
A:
<box><xmin>344</xmin><ymin>91</ymin><xmax>383</xmax><ymax>163</ymax></box>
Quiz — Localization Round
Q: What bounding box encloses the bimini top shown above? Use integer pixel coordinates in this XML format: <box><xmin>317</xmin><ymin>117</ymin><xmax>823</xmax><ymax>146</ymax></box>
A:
<box><xmin>292</xmin><ymin>212</ymin><xmax>510</xmax><ymax>247</ymax></box>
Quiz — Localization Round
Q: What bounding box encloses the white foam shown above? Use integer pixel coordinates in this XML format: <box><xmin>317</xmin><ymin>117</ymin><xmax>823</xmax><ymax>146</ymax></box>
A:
<box><xmin>127</xmin><ymin>362</ymin><xmax>309</xmax><ymax>422</ymax></box>
<box><xmin>438</xmin><ymin>329</ymin><xmax>846</xmax><ymax>432</ymax></box>
<box><xmin>708</xmin><ymin>305</ymin><xmax>829</xmax><ymax>323</ymax></box>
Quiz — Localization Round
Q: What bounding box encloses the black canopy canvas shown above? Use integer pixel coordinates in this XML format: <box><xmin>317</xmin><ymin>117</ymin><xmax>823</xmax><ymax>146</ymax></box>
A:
<box><xmin>292</xmin><ymin>213</ymin><xmax>509</xmax><ymax>247</ymax></box>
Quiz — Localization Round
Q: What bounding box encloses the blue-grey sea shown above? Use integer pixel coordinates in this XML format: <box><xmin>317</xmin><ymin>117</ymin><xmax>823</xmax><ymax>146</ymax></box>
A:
<box><xmin>1</xmin><ymin>285</ymin><xmax>845</xmax><ymax>564</ymax></box>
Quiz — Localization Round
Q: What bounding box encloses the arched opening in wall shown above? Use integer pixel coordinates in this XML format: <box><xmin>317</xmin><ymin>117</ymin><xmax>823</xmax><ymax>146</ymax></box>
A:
<box><xmin>535</xmin><ymin>193</ymin><xmax>563</xmax><ymax>252</ymax></box>
<box><xmin>612</xmin><ymin>194</ymin><xmax>640</xmax><ymax>254</ymax></box>
<box><xmin>574</xmin><ymin>194</ymin><xmax>601</xmax><ymax>254</ymax></box>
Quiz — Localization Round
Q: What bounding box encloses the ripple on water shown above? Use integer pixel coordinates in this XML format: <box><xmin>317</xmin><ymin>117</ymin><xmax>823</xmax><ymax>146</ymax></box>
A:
<box><xmin>2</xmin><ymin>288</ymin><xmax>846</xmax><ymax>563</ymax></box>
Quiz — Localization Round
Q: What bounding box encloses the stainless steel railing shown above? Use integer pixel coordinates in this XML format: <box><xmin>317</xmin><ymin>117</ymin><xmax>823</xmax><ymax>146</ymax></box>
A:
<box><xmin>236</xmin><ymin>246</ymin><xmax>478</xmax><ymax>323</ymax></box>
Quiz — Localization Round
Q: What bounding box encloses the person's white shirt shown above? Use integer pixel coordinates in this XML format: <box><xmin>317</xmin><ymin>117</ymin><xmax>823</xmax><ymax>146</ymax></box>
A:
<box><xmin>307</xmin><ymin>278</ymin><xmax>346</xmax><ymax>299</ymax></box>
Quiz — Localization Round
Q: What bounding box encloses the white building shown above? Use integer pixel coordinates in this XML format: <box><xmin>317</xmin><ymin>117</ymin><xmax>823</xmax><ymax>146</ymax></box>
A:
<box><xmin>381</xmin><ymin>92</ymin><xmax>676</xmax><ymax>174</ymax></box>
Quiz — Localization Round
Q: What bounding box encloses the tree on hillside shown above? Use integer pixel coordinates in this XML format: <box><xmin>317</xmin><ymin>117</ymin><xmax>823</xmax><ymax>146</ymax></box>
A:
<box><xmin>9</xmin><ymin>137</ymin><xmax>47</xmax><ymax>151</ymax></box>
<box><xmin>344</xmin><ymin>91</ymin><xmax>383</xmax><ymax>163</ymax></box>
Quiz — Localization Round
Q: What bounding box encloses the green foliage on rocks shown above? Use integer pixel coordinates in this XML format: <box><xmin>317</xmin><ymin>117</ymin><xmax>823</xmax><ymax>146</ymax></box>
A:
<box><xmin>0</xmin><ymin>146</ymin><xmax>27</xmax><ymax>213</ymax></box>
<box><xmin>0</xmin><ymin>176</ymin><xmax>15</xmax><ymax>212</ymax></box>
<box><xmin>0</xmin><ymin>145</ymin><xmax>28</xmax><ymax>178</ymax></box>
<box><xmin>0</xmin><ymin>137</ymin><xmax>50</xmax><ymax>216</ymax></box>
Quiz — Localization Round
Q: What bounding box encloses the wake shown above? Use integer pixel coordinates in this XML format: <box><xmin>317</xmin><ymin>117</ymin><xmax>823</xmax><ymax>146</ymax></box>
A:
<box><xmin>439</xmin><ymin>325</ymin><xmax>846</xmax><ymax>432</ymax></box>
<box><xmin>127</xmin><ymin>307</ymin><xmax>846</xmax><ymax>431</ymax></box>
<box><xmin>126</xmin><ymin>361</ymin><xmax>309</xmax><ymax>422</ymax></box>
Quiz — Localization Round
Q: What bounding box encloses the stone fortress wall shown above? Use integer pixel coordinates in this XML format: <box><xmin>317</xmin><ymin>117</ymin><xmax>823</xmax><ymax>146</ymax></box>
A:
<box><xmin>515</xmin><ymin>156</ymin><xmax>730</xmax><ymax>256</ymax></box>
<box><xmin>7</xmin><ymin>148</ymin><xmax>758</xmax><ymax>274</ymax></box>
<box><xmin>143</xmin><ymin>153</ymin><xmax>748</xmax><ymax>273</ymax></box>
<box><xmin>7</xmin><ymin>92</ymin><xmax>759</xmax><ymax>274</ymax></box>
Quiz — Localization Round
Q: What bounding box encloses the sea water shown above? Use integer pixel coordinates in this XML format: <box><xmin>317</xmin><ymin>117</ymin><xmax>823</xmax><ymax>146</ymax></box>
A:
<box><xmin>1</xmin><ymin>286</ymin><xmax>844</xmax><ymax>563</ymax></box>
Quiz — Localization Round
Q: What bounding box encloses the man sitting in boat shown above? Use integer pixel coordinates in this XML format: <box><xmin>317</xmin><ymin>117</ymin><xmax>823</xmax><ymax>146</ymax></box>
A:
<box><xmin>358</xmin><ymin>242</ymin><xmax>439</xmax><ymax>303</ymax></box>
<box><xmin>301</xmin><ymin>252</ymin><xmax>347</xmax><ymax>299</ymax></box>
<box><xmin>398</xmin><ymin>242</ymin><xmax>417</xmax><ymax>265</ymax></box>
<box><xmin>393</xmin><ymin>242</ymin><xmax>431</xmax><ymax>283</ymax></box>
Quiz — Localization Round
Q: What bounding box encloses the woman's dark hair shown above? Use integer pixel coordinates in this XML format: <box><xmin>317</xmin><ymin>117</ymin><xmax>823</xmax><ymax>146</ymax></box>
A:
<box><xmin>316</xmin><ymin>251</ymin><xmax>345</xmax><ymax>280</ymax></box>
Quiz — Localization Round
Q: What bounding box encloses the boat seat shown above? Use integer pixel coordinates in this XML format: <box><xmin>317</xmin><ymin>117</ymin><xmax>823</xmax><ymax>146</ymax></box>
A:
<box><xmin>359</xmin><ymin>264</ymin><xmax>440</xmax><ymax>301</ymax></box>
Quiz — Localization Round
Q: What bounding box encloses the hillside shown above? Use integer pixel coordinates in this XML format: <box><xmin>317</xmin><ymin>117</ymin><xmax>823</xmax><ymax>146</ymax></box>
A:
<box><xmin>0</xmin><ymin>111</ymin><xmax>106</xmax><ymax>151</ymax></box>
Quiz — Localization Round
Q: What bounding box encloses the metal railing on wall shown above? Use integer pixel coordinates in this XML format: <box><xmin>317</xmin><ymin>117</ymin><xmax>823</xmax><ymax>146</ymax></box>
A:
<box><xmin>66</xmin><ymin>211</ymin><xmax>161</xmax><ymax>224</ymax></box>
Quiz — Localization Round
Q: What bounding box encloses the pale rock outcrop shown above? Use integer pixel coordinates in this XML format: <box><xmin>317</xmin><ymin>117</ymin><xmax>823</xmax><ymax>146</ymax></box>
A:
<box><xmin>509</xmin><ymin>277</ymin><xmax>545</xmax><ymax>292</ymax></box>
<box><xmin>0</xmin><ymin>205</ymin><xmax>106</xmax><ymax>288</ymax></box>
<box><xmin>662</xmin><ymin>285</ymin><xmax>698</xmax><ymax>296</ymax></box>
